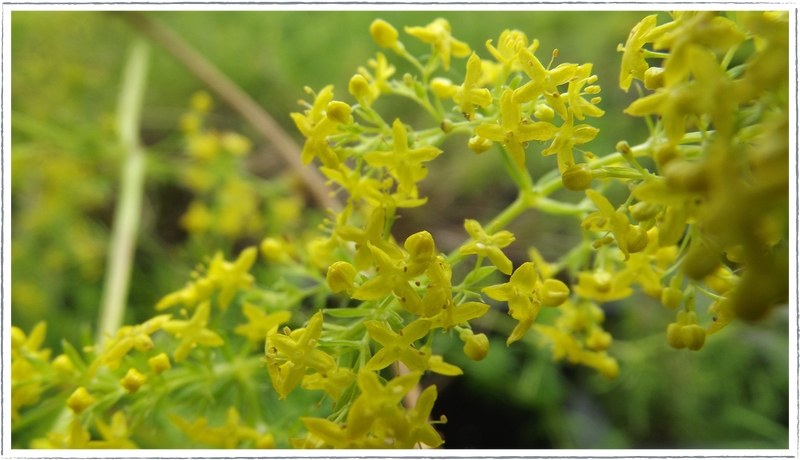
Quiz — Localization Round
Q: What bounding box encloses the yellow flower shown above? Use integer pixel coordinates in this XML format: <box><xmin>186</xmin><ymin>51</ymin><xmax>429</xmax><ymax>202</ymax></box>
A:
<box><xmin>454</xmin><ymin>52</ymin><xmax>493</xmax><ymax>121</ymax></box>
<box><xmin>162</xmin><ymin>301</ymin><xmax>224</xmax><ymax>362</ymax></box>
<box><xmin>404</xmin><ymin>18</ymin><xmax>470</xmax><ymax>70</ymax></box>
<box><xmin>120</xmin><ymin>368</ymin><xmax>147</xmax><ymax>394</ymax></box>
<box><xmin>335</xmin><ymin>206</ymin><xmax>403</xmax><ymax>271</ymax></box>
<box><xmin>459</xmin><ymin>219</ymin><xmax>516</xmax><ymax>275</ymax></box>
<box><xmin>265</xmin><ymin>311</ymin><xmax>336</xmax><ymax>400</ymax></box>
<box><xmin>352</xmin><ymin>231</ymin><xmax>437</xmax><ymax>315</ymax></box>
<box><xmin>707</xmin><ymin>297</ymin><xmax>735</xmax><ymax>335</ymax></box>
<box><xmin>90</xmin><ymin>411</ymin><xmax>138</xmax><ymax>449</ymax></box>
<box><xmin>148</xmin><ymin>353</ymin><xmax>171</xmax><ymax>376</ymax></box>
<box><xmin>364</xmin><ymin>119</ymin><xmax>442</xmax><ymax>196</ymax></box>
<box><xmin>347</xmin><ymin>371</ymin><xmax>421</xmax><ymax>440</ymax></box>
<box><xmin>563</xmin><ymin>64</ymin><xmax>604</xmax><ymax>120</ymax></box>
<box><xmin>582</xmin><ymin>189</ymin><xmax>633</xmax><ymax>260</ymax></box>
<box><xmin>483</xmin><ymin>262</ymin><xmax>542</xmax><ymax>345</ymax></box>
<box><xmin>399</xmin><ymin>385</ymin><xmax>444</xmax><ymax>448</ymax></box>
<box><xmin>370</xmin><ymin>19</ymin><xmax>399</xmax><ymax>49</ymax></box>
<box><xmin>291</xmin><ymin>100</ymin><xmax>350</xmax><ymax>168</ymax></box>
<box><xmin>66</xmin><ymin>387</ymin><xmax>95</xmax><ymax>415</ymax></box>
<box><xmin>91</xmin><ymin>314</ymin><xmax>171</xmax><ymax>374</ymax></box>
<box><xmin>234</xmin><ymin>302</ymin><xmax>292</xmax><ymax>343</ymax></box>
<box><xmin>302</xmin><ymin>368</ymin><xmax>356</xmax><ymax>401</ymax></box>
<box><xmin>474</xmin><ymin>88</ymin><xmax>559</xmax><ymax>169</ymax></box>
<box><xmin>573</xmin><ymin>270</ymin><xmax>635</xmax><ymax>303</ymax></box>
<box><xmin>541</xmin><ymin>108</ymin><xmax>599</xmax><ymax>173</ymax></box>
<box><xmin>617</xmin><ymin>14</ymin><xmax>659</xmax><ymax>91</ymax></box>
<box><xmin>32</xmin><ymin>418</ymin><xmax>92</xmax><ymax>449</ymax></box>
<box><xmin>170</xmin><ymin>407</ymin><xmax>261</xmax><ymax>449</ymax></box>
<box><xmin>11</xmin><ymin>321</ymin><xmax>50</xmax><ymax>360</ymax></box>
<box><xmin>180</xmin><ymin>200</ymin><xmax>212</xmax><ymax>235</ymax></box>
<box><xmin>512</xmin><ymin>47</ymin><xmax>578</xmax><ymax>120</ymax></box>
<box><xmin>423</xmin><ymin>256</ymin><xmax>491</xmax><ymax>324</ymax></box>
<box><xmin>486</xmin><ymin>29</ymin><xmax>537</xmax><ymax>70</ymax></box>
<box><xmin>363</xmin><ymin>319</ymin><xmax>432</xmax><ymax>372</ymax></box>
<box><xmin>299</xmin><ymin>417</ymin><xmax>388</xmax><ymax>449</ymax></box>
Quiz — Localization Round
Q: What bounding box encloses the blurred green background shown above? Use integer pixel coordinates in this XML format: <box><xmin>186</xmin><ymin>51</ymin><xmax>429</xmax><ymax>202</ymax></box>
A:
<box><xmin>11</xmin><ymin>11</ymin><xmax>789</xmax><ymax>449</ymax></box>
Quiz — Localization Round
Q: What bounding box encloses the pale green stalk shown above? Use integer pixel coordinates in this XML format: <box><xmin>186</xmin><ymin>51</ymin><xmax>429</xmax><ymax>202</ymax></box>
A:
<box><xmin>96</xmin><ymin>39</ymin><xmax>150</xmax><ymax>344</ymax></box>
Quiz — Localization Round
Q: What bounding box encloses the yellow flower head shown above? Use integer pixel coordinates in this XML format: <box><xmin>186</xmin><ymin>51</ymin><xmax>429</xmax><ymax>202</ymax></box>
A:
<box><xmin>454</xmin><ymin>53</ymin><xmax>493</xmax><ymax>121</ymax></box>
<box><xmin>162</xmin><ymin>302</ymin><xmax>224</xmax><ymax>362</ymax></box>
<box><xmin>483</xmin><ymin>262</ymin><xmax>542</xmax><ymax>345</ymax></box>
<box><xmin>405</xmin><ymin>18</ymin><xmax>470</xmax><ymax>70</ymax></box>
<box><xmin>459</xmin><ymin>219</ymin><xmax>516</xmax><ymax>275</ymax></box>
<box><xmin>474</xmin><ymin>89</ymin><xmax>559</xmax><ymax>169</ymax></box>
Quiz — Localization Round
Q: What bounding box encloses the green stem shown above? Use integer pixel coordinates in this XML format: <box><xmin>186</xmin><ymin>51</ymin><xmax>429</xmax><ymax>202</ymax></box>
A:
<box><xmin>96</xmin><ymin>39</ymin><xmax>150</xmax><ymax>344</ymax></box>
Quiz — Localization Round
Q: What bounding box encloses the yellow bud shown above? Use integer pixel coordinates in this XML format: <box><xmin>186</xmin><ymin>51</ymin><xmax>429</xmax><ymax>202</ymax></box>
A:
<box><xmin>661</xmin><ymin>287</ymin><xmax>683</xmax><ymax>309</ymax></box>
<box><xmin>724</xmin><ymin>245</ymin><xmax>745</xmax><ymax>264</ymax></box>
<box><xmin>67</xmin><ymin>387</ymin><xmax>95</xmax><ymax>415</ymax></box>
<box><xmin>52</xmin><ymin>354</ymin><xmax>76</xmax><ymax>374</ymax></box>
<box><xmin>326</xmin><ymin>261</ymin><xmax>357</xmax><ymax>293</ymax></box>
<box><xmin>149</xmin><ymin>353</ymin><xmax>171</xmax><ymax>376</ymax></box>
<box><xmin>11</xmin><ymin>327</ymin><xmax>26</xmax><ymax>349</ymax></box>
<box><xmin>431</xmin><ymin>77</ymin><xmax>456</xmax><ymax>99</ymax></box>
<box><xmin>540</xmin><ymin>279</ymin><xmax>570</xmax><ymax>306</ymax></box>
<box><xmin>561</xmin><ymin>163</ymin><xmax>593</xmax><ymax>191</ymax></box>
<box><xmin>133</xmin><ymin>334</ymin><xmax>154</xmax><ymax>352</ymax></box>
<box><xmin>370</xmin><ymin>19</ymin><xmax>399</xmax><ymax>49</ymax></box>
<box><xmin>658</xmin><ymin>206</ymin><xmax>686</xmax><ymax>247</ymax></box>
<box><xmin>615</xmin><ymin>140</ymin><xmax>632</xmax><ymax>156</ymax></box>
<box><xmin>326</xmin><ymin>101</ymin><xmax>352</xmax><ymax>125</ymax></box>
<box><xmin>666</xmin><ymin>323</ymin><xmax>686</xmax><ymax>349</ymax></box>
<box><xmin>683</xmin><ymin>241</ymin><xmax>721</xmax><ymax>280</ymax></box>
<box><xmin>405</xmin><ymin>231</ymin><xmax>435</xmax><ymax>260</ymax></box>
<box><xmin>468</xmin><ymin>135</ymin><xmax>493</xmax><ymax>154</ymax></box>
<box><xmin>664</xmin><ymin>160</ymin><xmax>708</xmax><ymax>192</ymax></box>
<box><xmin>629</xmin><ymin>201</ymin><xmax>660</xmax><ymax>222</ymax></box>
<box><xmin>190</xmin><ymin>91</ymin><xmax>213</xmax><ymax>113</ymax></box>
<box><xmin>534</xmin><ymin>104</ymin><xmax>555</xmax><ymax>122</ymax></box>
<box><xmin>261</xmin><ymin>237</ymin><xmax>287</xmax><ymax>262</ymax></box>
<box><xmin>585</xmin><ymin>329</ymin><xmax>612</xmax><ymax>351</ymax></box>
<box><xmin>221</xmin><ymin>132</ymin><xmax>252</xmax><ymax>156</ymax></box>
<box><xmin>256</xmin><ymin>433</ymin><xmax>276</xmax><ymax>449</ymax></box>
<box><xmin>349</xmin><ymin>74</ymin><xmax>371</xmax><ymax>100</ymax></box>
<box><xmin>120</xmin><ymin>368</ymin><xmax>148</xmax><ymax>394</ymax></box>
<box><xmin>463</xmin><ymin>333</ymin><xmax>490</xmax><ymax>361</ymax></box>
<box><xmin>625</xmin><ymin>225</ymin><xmax>650</xmax><ymax>254</ymax></box>
<box><xmin>681</xmin><ymin>324</ymin><xmax>706</xmax><ymax>351</ymax></box>
<box><xmin>654</xmin><ymin>144</ymin><xmax>679</xmax><ymax>167</ymax></box>
<box><xmin>596</xmin><ymin>356</ymin><xmax>619</xmax><ymax>380</ymax></box>
<box><xmin>644</xmin><ymin>66</ymin><xmax>666</xmax><ymax>90</ymax></box>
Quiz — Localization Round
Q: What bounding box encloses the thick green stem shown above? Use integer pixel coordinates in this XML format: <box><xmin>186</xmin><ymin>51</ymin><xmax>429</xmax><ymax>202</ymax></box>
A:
<box><xmin>96</xmin><ymin>39</ymin><xmax>150</xmax><ymax>343</ymax></box>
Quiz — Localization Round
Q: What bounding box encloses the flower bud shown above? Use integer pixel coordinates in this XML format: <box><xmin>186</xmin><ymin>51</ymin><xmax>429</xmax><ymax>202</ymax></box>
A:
<box><xmin>468</xmin><ymin>135</ymin><xmax>493</xmax><ymax>154</ymax></box>
<box><xmin>643</xmin><ymin>66</ymin><xmax>666</xmax><ymax>90</ymax></box>
<box><xmin>683</xmin><ymin>241</ymin><xmax>721</xmax><ymax>280</ymax></box>
<box><xmin>724</xmin><ymin>244</ymin><xmax>745</xmax><ymax>264</ymax></box>
<box><xmin>664</xmin><ymin>160</ymin><xmax>708</xmax><ymax>192</ymax></box>
<box><xmin>463</xmin><ymin>333</ymin><xmax>490</xmax><ymax>361</ymax></box>
<box><xmin>661</xmin><ymin>287</ymin><xmax>683</xmax><ymax>309</ymax></box>
<box><xmin>133</xmin><ymin>334</ymin><xmax>154</xmax><ymax>352</ymax></box>
<box><xmin>326</xmin><ymin>101</ymin><xmax>352</xmax><ymax>125</ymax></box>
<box><xmin>681</xmin><ymin>324</ymin><xmax>706</xmax><ymax>351</ymax></box>
<box><xmin>431</xmin><ymin>78</ymin><xmax>457</xmax><ymax>99</ymax></box>
<box><xmin>615</xmin><ymin>140</ymin><xmax>632</xmax><ymax>156</ymax></box>
<box><xmin>52</xmin><ymin>354</ymin><xmax>76</xmax><ymax>374</ymax></box>
<box><xmin>190</xmin><ymin>91</ymin><xmax>213</xmax><ymax>113</ymax></box>
<box><xmin>67</xmin><ymin>387</ymin><xmax>95</xmax><ymax>415</ymax></box>
<box><xmin>585</xmin><ymin>328</ymin><xmax>612</xmax><ymax>351</ymax></box>
<box><xmin>629</xmin><ymin>201</ymin><xmax>660</xmax><ymax>222</ymax></box>
<box><xmin>534</xmin><ymin>104</ymin><xmax>555</xmax><ymax>122</ymax></box>
<box><xmin>405</xmin><ymin>231</ymin><xmax>435</xmax><ymax>260</ymax></box>
<box><xmin>597</xmin><ymin>356</ymin><xmax>620</xmax><ymax>380</ymax></box>
<box><xmin>326</xmin><ymin>261</ymin><xmax>357</xmax><ymax>293</ymax></box>
<box><xmin>348</xmin><ymin>75</ymin><xmax>371</xmax><ymax>101</ymax></box>
<box><xmin>561</xmin><ymin>163</ymin><xmax>593</xmax><ymax>191</ymax></box>
<box><xmin>540</xmin><ymin>279</ymin><xmax>570</xmax><ymax>306</ymax></box>
<box><xmin>666</xmin><ymin>323</ymin><xmax>686</xmax><ymax>349</ymax></box>
<box><xmin>370</xmin><ymin>19</ymin><xmax>399</xmax><ymax>49</ymax></box>
<box><xmin>657</xmin><ymin>206</ymin><xmax>686</xmax><ymax>247</ymax></box>
<box><xmin>625</xmin><ymin>225</ymin><xmax>650</xmax><ymax>254</ymax></box>
<box><xmin>120</xmin><ymin>368</ymin><xmax>148</xmax><ymax>394</ymax></box>
<box><xmin>261</xmin><ymin>237</ymin><xmax>288</xmax><ymax>262</ymax></box>
<box><xmin>149</xmin><ymin>353</ymin><xmax>172</xmax><ymax>376</ymax></box>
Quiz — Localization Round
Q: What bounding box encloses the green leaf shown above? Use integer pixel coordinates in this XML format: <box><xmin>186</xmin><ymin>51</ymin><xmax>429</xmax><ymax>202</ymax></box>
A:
<box><xmin>322</xmin><ymin>308</ymin><xmax>374</xmax><ymax>318</ymax></box>
<box><xmin>464</xmin><ymin>266</ymin><xmax>497</xmax><ymax>286</ymax></box>
<box><xmin>61</xmin><ymin>339</ymin><xmax>88</xmax><ymax>375</ymax></box>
